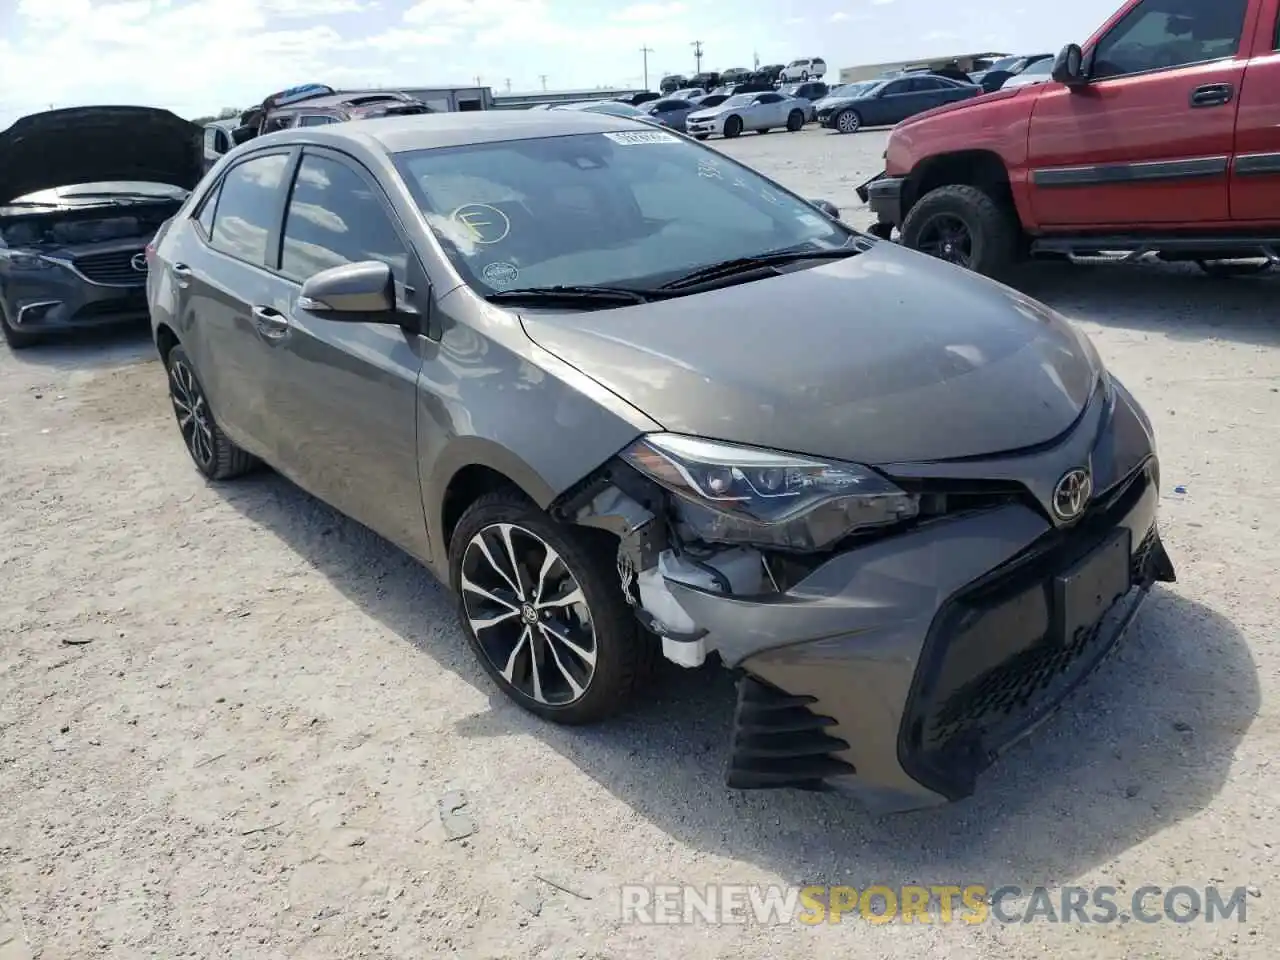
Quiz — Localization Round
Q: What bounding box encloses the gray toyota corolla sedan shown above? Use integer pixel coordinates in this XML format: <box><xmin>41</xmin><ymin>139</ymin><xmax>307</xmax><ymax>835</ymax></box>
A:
<box><xmin>147</xmin><ymin>110</ymin><xmax>1175</xmax><ymax>814</ymax></box>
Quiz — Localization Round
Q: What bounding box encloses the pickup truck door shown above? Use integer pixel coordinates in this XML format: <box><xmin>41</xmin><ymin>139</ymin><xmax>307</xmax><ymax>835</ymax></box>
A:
<box><xmin>1025</xmin><ymin>0</ymin><xmax>1252</xmax><ymax>228</ymax></box>
<box><xmin>1230</xmin><ymin>0</ymin><xmax>1280</xmax><ymax>220</ymax></box>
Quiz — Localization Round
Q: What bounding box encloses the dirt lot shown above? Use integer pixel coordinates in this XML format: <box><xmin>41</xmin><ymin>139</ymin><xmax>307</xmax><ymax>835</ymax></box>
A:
<box><xmin>2</xmin><ymin>126</ymin><xmax>1278</xmax><ymax>960</ymax></box>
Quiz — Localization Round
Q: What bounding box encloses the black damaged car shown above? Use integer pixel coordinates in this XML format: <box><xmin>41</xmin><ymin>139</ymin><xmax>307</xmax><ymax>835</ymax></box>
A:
<box><xmin>0</xmin><ymin>106</ymin><xmax>203</xmax><ymax>349</ymax></box>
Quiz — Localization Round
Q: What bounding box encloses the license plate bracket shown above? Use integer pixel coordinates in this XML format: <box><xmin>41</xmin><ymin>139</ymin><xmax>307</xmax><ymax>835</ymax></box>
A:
<box><xmin>1052</xmin><ymin>528</ymin><xmax>1132</xmax><ymax>646</ymax></box>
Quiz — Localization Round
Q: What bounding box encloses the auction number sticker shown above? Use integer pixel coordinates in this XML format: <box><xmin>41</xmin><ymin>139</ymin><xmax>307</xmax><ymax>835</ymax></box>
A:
<box><xmin>482</xmin><ymin>261</ymin><xmax>519</xmax><ymax>287</ymax></box>
<box><xmin>604</xmin><ymin>130</ymin><xmax>680</xmax><ymax>145</ymax></box>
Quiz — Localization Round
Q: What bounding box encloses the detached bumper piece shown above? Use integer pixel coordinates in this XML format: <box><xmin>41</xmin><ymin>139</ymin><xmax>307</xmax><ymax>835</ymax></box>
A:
<box><xmin>857</xmin><ymin>172</ymin><xmax>906</xmax><ymax>236</ymax></box>
<box><xmin>727</xmin><ymin>676</ymin><xmax>855</xmax><ymax>790</ymax></box>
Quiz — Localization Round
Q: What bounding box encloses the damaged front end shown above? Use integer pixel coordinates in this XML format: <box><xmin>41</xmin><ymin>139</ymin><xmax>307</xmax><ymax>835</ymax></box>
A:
<box><xmin>552</xmin><ymin>407</ymin><xmax>1175</xmax><ymax>814</ymax></box>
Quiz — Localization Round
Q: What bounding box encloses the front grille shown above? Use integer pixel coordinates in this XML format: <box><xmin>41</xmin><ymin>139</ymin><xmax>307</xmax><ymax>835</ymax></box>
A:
<box><xmin>71</xmin><ymin>249</ymin><xmax>146</xmax><ymax>286</ymax></box>
<box><xmin>727</xmin><ymin>676</ymin><xmax>855</xmax><ymax>790</ymax></box>
<box><xmin>899</xmin><ymin>462</ymin><xmax>1158</xmax><ymax>799</ymax></box>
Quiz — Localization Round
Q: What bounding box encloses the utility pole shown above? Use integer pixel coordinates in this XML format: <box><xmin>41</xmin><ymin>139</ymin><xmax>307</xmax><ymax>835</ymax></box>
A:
<box><xmin>690</xmin><ymin>40</ymin><xmax>703</xmax><ymax>74</ymax></box>
<box><xmin>538</xmin><ymin>74</ymin><xmax>549</xmax><ymax>91</ymax></box>
<box><xmin>504</xmin><ymin>78</ymin><xmax>512</xmax><ymax>92</ymax></box>
<box><xmin>474</xmin><ymin>75</ymin><xmax>482</xmax><ymax>87</ymax></box>
<box><xmin>753</xmin><ymin>50</ymin><xmax>760</xmax><ymax>69</ymax></box>
<box><xmin>640</xmin><ymin>45</ymin><xmax>654</xmax><ymax>89</ymax></box>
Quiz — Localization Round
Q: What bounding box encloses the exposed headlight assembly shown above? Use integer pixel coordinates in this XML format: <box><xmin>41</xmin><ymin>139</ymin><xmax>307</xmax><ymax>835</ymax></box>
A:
<box><xmin>0</xmin><ymin>250</ymin><xmax>55</xmax><ymax>271</ymax></box>
<box><xmin>621</xmin><ymin>433</ymin><xmax>918</xmax><ymax>551</ymax></box>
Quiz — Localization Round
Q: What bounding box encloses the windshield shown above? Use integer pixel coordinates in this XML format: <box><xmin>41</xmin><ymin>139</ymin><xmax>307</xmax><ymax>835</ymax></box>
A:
<box><xmin>393</xmin><ymin>132</ymin><xmax>857</xmax><ymax>296</ymax></box>
<box><xmin>1019</xmin><ymin>58</ymin><xmax>1053</xmax><ymax>75</ymax></box>
<box><xmin>721</xmin><ymin>94</ymin><xmax>756</xmax><ymax>108</ymax></box>
<box><xmin>11</xmin><ymin>181</ymin><xmax>190</xmax><ymax>204</ymax></box>
<box><xmin>986</xmin><ymin>56</ymin><xmax>1021</xmax><ymax>73</ymax></box>
<box><xmin>564</xmin><ymin>101</ymin><xmax>643</xmax><ymax>117</ymax></box>
<box><xmin>836</xmin><ymin>81</ymin><xmax>882</xmax><ymax>99</ymax></box>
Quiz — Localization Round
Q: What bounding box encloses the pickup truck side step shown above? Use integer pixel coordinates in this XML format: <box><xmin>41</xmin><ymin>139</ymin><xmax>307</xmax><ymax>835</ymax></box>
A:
<box><xmin>1029</xmin><ymin>235</ymin><xmax>1280</xmax><ymax>264</ymax></box>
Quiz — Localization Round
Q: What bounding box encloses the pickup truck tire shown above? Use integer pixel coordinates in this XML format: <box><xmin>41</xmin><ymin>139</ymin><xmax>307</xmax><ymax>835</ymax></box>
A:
<box><xmin>900</xmin><ymin>184</ymin><xmax>1019</xmax><ymax>278</ymax></box>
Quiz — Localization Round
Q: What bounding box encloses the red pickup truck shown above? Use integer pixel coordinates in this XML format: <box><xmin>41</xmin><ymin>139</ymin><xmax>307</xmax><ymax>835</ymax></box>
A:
<box><xmin>857</xmin><ymin>0</ymin><xmax>1280</xmax><ymax>278</ymax></box>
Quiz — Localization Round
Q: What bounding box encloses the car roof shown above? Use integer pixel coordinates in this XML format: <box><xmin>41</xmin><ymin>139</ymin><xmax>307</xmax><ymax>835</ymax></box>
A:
<box><xmin>251</xmin><ymin>109</ymin><xmax>654</xmax><ymax>155</ymax></box>
<box><xmin>273</xmin><ymin>92</ymin><xmax>409</xmax><ymax>113</ymax></box>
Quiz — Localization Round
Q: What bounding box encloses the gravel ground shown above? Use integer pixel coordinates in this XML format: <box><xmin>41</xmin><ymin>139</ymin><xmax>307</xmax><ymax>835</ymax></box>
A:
<box><xmin>1</xmin><ymin>126</ymin><xmax>1278</xmax><ymax>960</ymax></box>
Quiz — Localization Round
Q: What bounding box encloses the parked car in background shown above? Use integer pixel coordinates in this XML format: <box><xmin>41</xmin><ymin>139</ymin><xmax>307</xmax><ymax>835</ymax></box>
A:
<box><xmin>685</xmin><ymin>91</ymin><xmax>809</xmax><ymax>139</ymax></box>
<box><xmin>670</xmin><ymin>87</ymin><xmax>707</xmax><ymax>101</ymax></box>
<box><xmin>779</xmin><ymin>81</ymin><xmax>830</xmax><ymax>121</ymax></box>
<box><xmin>710</xmin><ymin>81</ymin><xmax>777</xmax><ymax>98</ymax></box>
<box><xmin>618</xmin><ymin>91</ymin><xmax>662</xmax><ymax>106</ymax></box>
<box><xmin>202</xmin><ymin>119</ymin><xmax>237</xmax><ymax>173</ymax></box>
<box><xmin>146</xmin><ymin>109</ymin><xmax>1174</xmax><ymax>814</ymax></box>
<box><xmin>719</xmin><ymin>67</ymin><xmax>753</xmax><ymax>85</ymax></box>
<box><xmin>970</xmin><ymin>53</ymin><xmax>1052</xmax><ymax>90</ymax></box>
<box><xmin>688</xmin><ymin>92</ymin><xmax>731</xmax><ymax>111</ymax></box>
<box><xmin>857</xmin><ymin>0</ymin><xmax>1280</xmax><ymax>280</ymax></box>
<box><xmin>550</xmin><ymin>101</ymin><xmax>664</xmax><ymax>126</ymax></box>
<box><xmin>638</xmin><ymin>98</ymin><xmax>699</xmax><ymax>132</ymax></box>
<box><xmin>779</xmin><ymin>58</ymin><xmax>826</xmax><ymax>81</ymax></box>
<box><xmin>0</xmin><ymin>106</ymin><xmax>201</xmax><ymax>348</ymax></box>
<box><xmin>690</xmin><ymin>71</ymin><xmax>721</xmax><ymax>90</ymax></box>
<box><xmin>817</xmin><ymin>74</ymin><xmax>981</xmax><ymax>133</ymax></box>
<box><xmin>659</xmin><ymin>75</ymin><xmax>688</xmax><ymax>94</ymax></box>
<box><xmin>753</xmin><ymin>64</ymin><xmax>786</xmax><ymax>85</ymax></box>
<box><xmin>228</xmin><ymin>88</ymin><xmax>434</xmax><ymax>155</ymax></box>
<box><xmin>1000</xmin><ymin>57</ymin><xmax>1056</xmax><ymax>88</ymax></box>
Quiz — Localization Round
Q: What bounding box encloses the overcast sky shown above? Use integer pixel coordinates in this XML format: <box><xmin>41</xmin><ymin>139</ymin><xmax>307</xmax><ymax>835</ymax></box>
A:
<box><xmin>0</xmin><ymin>0</ymin><xmax>1127</xmax><ymax>126</ymax></box>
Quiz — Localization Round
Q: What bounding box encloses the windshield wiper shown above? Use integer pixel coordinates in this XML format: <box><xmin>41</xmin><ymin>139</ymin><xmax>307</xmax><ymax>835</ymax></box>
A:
<box><xmin>660</xmin><ymin>245</ymin><xmax>865</xmax><ymax>290</ymax></box>
<box><xmin>1</xmin><ymin>200</ymin><xmax>58</xmax><ymax>208</ymax></box>
<box><xmin>60</xmin><ymin>192</ymin><xmax>177</xmax><ymax>202</ymax></box>
<box><xmin>484</xmin><ymin>285</ymin><xmax>662</xmax><ymax>307</ymax></box>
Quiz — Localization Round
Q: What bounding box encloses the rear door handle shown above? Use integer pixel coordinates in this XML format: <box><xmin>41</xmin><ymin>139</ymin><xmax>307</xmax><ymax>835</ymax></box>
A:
<box><xmin>1190</xmin><ymin>83</ymin><xmax>1233</xmax><ymax>108</ymax></box>
<box><xmin>251</xmin><ymin>305</ymin><xmax>291</xmax><ymax>341</ymax></box>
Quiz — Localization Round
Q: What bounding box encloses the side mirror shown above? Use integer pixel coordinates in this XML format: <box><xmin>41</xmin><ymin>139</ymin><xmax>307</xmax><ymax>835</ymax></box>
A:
<box><xmin>298</xmin><ymin>260</ymin><xmax>396</xmax><ymax>317</ymax></box>
<box><xmin>1051</xmin><ymin>43</ymin><xmax>1087</xmax><ymax>86</ymax></box>
<box><xmin>810</xmin><ymin>198</ymin><xmax>840</xmax><ymax>220</ymax></box>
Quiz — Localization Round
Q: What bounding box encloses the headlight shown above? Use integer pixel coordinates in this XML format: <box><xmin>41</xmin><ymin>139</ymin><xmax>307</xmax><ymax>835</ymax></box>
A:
<box><xmin>620</xmin><ymin>433</ymin><xmax>919</xmax><ymax>551</ymax></box>
<box><xmin>0</xmin><ymin>250</ymin><xmax>55</xmax><ymax>271</ymax></box>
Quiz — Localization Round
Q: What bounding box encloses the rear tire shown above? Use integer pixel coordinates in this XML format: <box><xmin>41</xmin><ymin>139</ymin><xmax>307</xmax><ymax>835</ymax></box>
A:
<box><xmin>448</xmin><ymin>490</ymin><xmax>659</xmax><ymax>725</ymax></box>
<box><xmin>165</xmin><ymin>345</ymin><xmax>258</xmax><ymax>481</ymax></box>
<box><xmin>786</xmin><ymin>110</ymin><xmax>804</xmax><ymax>131</ymax></box>
<box><xmin>723</xmin><ymin>115</ymin><xmax>743</xmax><ymax>138</ymax></box>
<box><xmin>900</xmin><ymin>184</ymin><xmax>1020</xmax><ymax>278</ymax></box>
<box><xmin>0</xmin><ymin>302</ymin><xmax>41</xmax><ymax>350</ymax></box>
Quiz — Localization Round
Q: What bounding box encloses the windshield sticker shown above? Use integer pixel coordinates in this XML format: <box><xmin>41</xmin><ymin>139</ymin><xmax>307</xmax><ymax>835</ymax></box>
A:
<box><xmin>697</xmin><ymin>158</ymin><xmax>723</xmax><ymax>180</ymax></box>
<box><xmin>482</xmin><ymin>261</ymin><xmax>519</xmax><ymax>288</ymax></box>
<box><xmin>796</xmin><ymin>213</ymin><xmax>826</xmax><ymax>229</ymax></box>
<box><xmin>731</xmin><ymin>174</ymin><xmax>751</xmax><ymax>189</ymax></box>
<box><xmin>603</xmin><ymin>130</ymin><xmax>680</xmax><ymax>145</ymax></box>
<box><xmin>450</xmin><ymin>203</ymin><xmax>510</xmax><ymax>245</ymax></box>
<box><xmin>760</xmin><ymin>189</ymin><xmax>782</xmax><ymax>205</ymax></box>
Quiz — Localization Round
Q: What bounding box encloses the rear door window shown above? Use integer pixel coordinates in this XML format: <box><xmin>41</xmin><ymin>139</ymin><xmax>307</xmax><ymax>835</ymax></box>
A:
<box><xmin>208</xmin><ymin>153</ymin><xmax>291</xmax><ymax>266</ymax></box>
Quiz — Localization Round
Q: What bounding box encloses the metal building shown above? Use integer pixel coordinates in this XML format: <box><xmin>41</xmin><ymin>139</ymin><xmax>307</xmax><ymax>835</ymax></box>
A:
<box><xmin>838</xmin><ymin>52</ymin><xmax>1009</xmax><ymax>84</ymax></box>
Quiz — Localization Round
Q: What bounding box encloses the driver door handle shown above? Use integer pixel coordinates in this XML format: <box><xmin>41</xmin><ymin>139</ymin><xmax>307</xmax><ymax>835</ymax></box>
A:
<box><xmin>1189</xmin><ymin>83</ymin><xmax>1232</xmax><ymax>108</ymax></box>
<box><xmin>251</xmin><ymin>305</ymin><xmax>290</xmax><ymax>341</ymax></box>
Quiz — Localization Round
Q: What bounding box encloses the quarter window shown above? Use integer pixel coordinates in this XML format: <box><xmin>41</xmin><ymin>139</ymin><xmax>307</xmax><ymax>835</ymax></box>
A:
<box><xmin>279</xmin><ymin>154</ymin><xmax>409</xmax><ymax>283</ymax></box>
<box><xmin>195</xmin><ymin>181</ymin><xmax>220</xmax><ymax>236</ymax></box>
<box><xmin>208</xmin><ymin>153</ymin><xmax>290</xmax><ymax>266</ymax></box>
<box><xmin>1092</xmin><ymin>0</ymin><xmax>1248</xmax><ymax>79</ymax></box>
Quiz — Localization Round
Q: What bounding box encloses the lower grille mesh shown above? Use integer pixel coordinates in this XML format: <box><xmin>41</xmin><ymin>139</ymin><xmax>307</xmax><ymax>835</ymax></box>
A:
<box><xmin>727</xmin><ymin>676</ymin><xmax>855</xmax><ymax>790</ymax></box>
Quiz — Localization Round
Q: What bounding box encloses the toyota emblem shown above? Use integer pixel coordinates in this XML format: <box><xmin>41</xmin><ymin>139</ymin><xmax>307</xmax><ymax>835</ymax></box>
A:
<box><xmin>131</xmin><ymin>252</ymin><xmax>148</xmax><ymax>272</ymax></box>
<box><xmin>1051</xmin><ymin>468</ymin><xmax>1092</xmax><ymax>521</ymax></box>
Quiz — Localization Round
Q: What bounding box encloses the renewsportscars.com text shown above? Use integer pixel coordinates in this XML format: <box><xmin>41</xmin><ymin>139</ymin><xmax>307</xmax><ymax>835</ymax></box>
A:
<box><xmin>619</xmin><ymin>884</ymin><xmax>1253</xmax><ymax>925</ymax></box>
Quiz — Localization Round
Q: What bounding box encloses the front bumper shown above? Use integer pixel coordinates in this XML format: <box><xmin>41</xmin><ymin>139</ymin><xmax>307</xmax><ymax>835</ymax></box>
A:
<box><xmin>685</xmin><ymin>116</ymin><xmax>723</xmax><ymax>137</ymax></box>
<box><xmin>856</xmin><ymin>171</ymin><xmax>906</xmax><ymax>229</ymax></box>
<box><xmin>660</xmin><ymin>385</ymin><xmax>1175</xmax><ymax>814</ymax></box>
<box><xmin>2</xmin><ymin>249</ymin><xmax>150</xmax><ymax>334</ymax></box>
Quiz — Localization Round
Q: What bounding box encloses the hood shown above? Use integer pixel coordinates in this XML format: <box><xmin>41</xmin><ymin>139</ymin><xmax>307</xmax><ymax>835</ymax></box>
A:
<box><xmin>520</xmin><ymin>241</ymin><xmax>1098</xmax><ymax>465</ymax></box>
<box><xmin>689</xmin><ymin>105</ymin><xmax>731</xmax><ymax>119</ymax></box>
<box><xmin>0</xmin><ymin>106</ymin><xmax>204</xmax><ymax>204</ymax></box>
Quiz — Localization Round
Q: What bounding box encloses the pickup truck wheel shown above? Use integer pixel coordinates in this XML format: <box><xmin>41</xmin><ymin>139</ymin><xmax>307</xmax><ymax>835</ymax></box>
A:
<box><xmin>900</xmin><ymin>184</ymin><xmax>1018</xmax><ymax>278</ymax></box>
<box><xmin>833</xmin><ymin>109</ymin><xmax>861</xmax><ymax>134</ymax></box>
<box><xmin>1195</xmin><ymin>258</ymin><xmax>1272</xmax><ymax>278</ymax></box>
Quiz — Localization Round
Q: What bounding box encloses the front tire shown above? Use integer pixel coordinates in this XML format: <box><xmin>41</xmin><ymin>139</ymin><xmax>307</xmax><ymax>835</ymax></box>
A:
<box><xmin>449</xmin><ymin>491</ymin><xmax>658</xmax><ymax>725</ymax></box>
<box><xmin>165</xmin><ymin>345</ymin><xmax>258</xmax><ymax>480</ymax></box>
<box><xmin>722</xmin><ymin>115</ymin><xmax>743</xmax><ymax>138</ymax></box>
<box><xmin>900</xmin><ymin>184</ymin><xmax>1019</xmax><ymax>278</ymax></box>
<box><xmin>833</xmin><ymin>109</ymin><xmax>861</xmax><ymax>134</ymax></box>
<box><xmin>786</xmin><ymin>110</ymin><xmax>804</xmax><ymax>131</ymax></box>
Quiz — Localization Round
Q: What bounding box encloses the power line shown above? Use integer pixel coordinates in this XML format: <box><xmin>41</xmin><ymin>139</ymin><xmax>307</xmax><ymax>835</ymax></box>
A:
<box><xmin>690</xmin><ymin>40</ymin><xmax>703</xmax><ymax>75</ymax></box>
<box><xmin>640</xmin><ymin>45</ymin><xmax>654</xmax><ymax>89</ymax></box>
